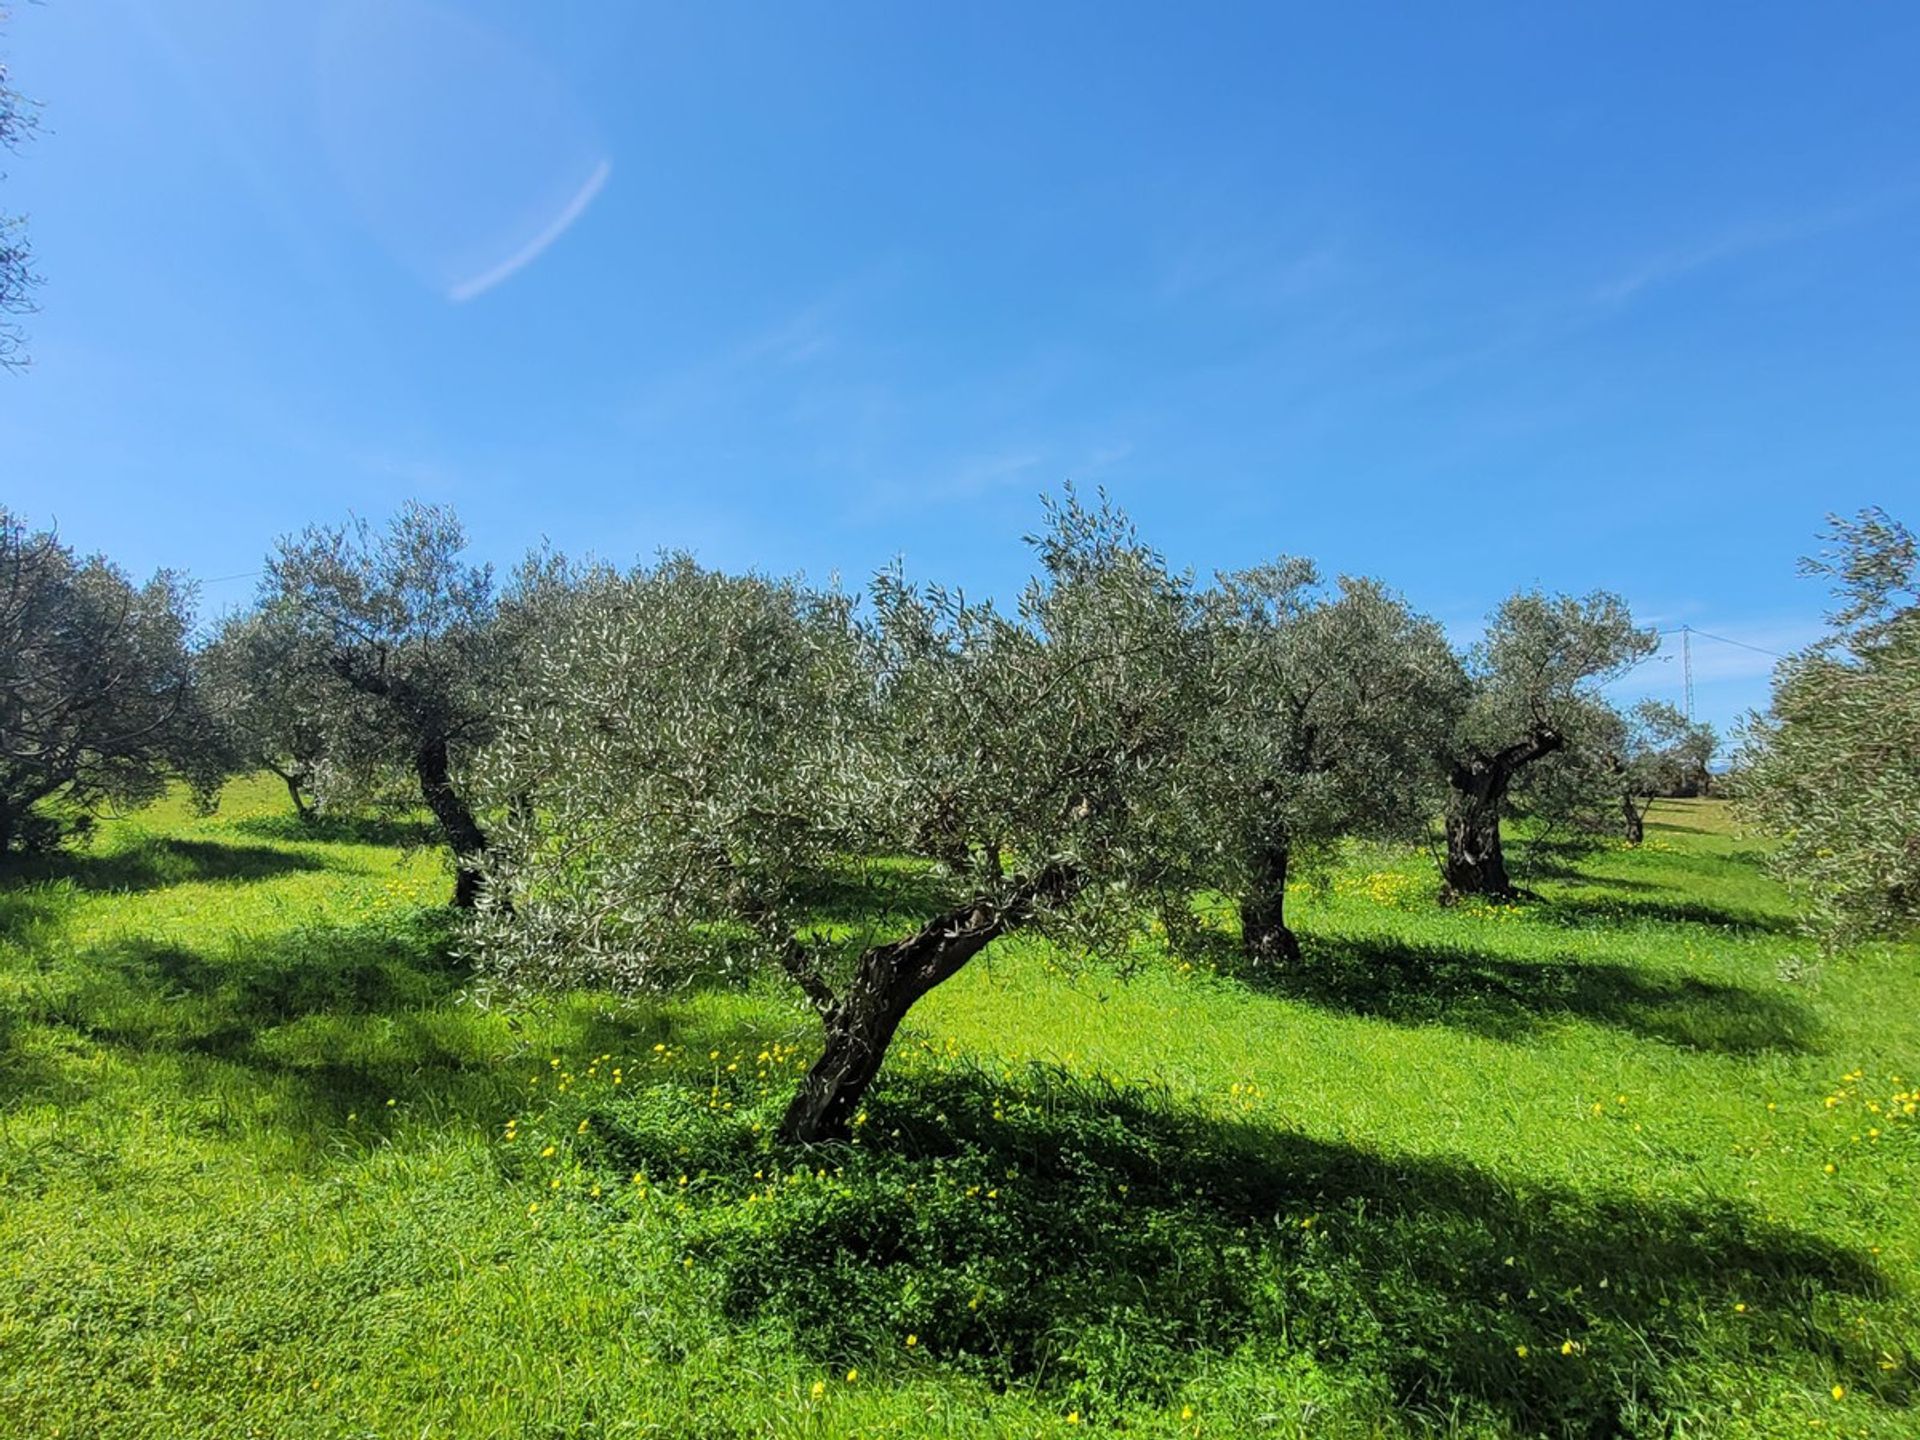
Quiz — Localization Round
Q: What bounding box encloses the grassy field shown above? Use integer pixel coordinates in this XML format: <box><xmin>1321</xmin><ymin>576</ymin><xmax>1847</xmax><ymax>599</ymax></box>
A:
<box><xmin>0</xmin><ymin>778</ymin><xmax>1914</xmax><ymax>1439</ymax></box>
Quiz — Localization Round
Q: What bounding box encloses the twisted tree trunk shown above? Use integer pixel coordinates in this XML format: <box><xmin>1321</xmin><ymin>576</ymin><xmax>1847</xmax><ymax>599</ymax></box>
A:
<box><xmin>414</xmin><ymin>733</ymin><xmax>489</xmax><ymax>909</ymax></box>
<box><xmin>1441</xmin><ymin>729</ymin><xmax>1563</xmax><ymax>899</ymax></box>
<box><xmin>266</xmin><ymin>762</ymin><xmax>314</xmax><ymax>822</ymax></box>
<box><xmin>1621</xmin><ymin>792</ymin><xmax>1646</xmax><ymax>846</ymax></box>
<box><xmin>779</xmin><ymin>865</ymin><xmax>1077</xmax><ymax>1145</ymax></box>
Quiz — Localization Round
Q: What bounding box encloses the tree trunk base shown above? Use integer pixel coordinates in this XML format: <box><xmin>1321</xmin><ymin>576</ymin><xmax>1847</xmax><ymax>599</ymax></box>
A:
<box><xmin>1240</xmin><ymin>918</ymin><xmax>1302</xmax><ymax>965</ymax></box>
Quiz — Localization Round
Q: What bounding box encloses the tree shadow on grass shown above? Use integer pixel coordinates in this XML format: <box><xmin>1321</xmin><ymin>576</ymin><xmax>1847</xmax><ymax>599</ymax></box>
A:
<box><xmin>660</xmin><ymin>1064</ymin><xmax>1904</xmax><ymax>1433</ymax></box>
<box><xmin>1217</xmin><ymin>933</ymin><xmax>1816</xmax><ymax>1054</ymax></box>
<box><xmin>6</xmin><ymin>914</ymin><xmax>686</xmax><ymax>1148</ymax></box>
<box><xmin>1533</xmin><ymin>891</ymin><xmax>1797</xmax><ymax>935</ymax></box>
<box><xmin>230</xmin><ymin>812</ymin><xmax>439</xmax><ymax>849</ymax></box>
<box><xmin>8</xmin><ymin>904</ymin><xmax>1902</xmax><ymax>1433</ymax></box>
<box><xmin>0</xmin><ymin>836</ymin><xmax>330</xmax><ymax>893</ymax></box>
<box><xmin>0</xmin><ymin>886</ymin><xmax>61</xmax><ymax>942</ymax></box>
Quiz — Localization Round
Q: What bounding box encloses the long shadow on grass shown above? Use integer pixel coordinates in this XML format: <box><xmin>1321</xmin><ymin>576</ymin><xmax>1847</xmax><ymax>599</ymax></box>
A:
<box><xmin>0</xmin><ymin>836</ymin><xmax>329</xmax><ymax>893</ymax></box>
<box><xmin>660</xmin><ymin>1064</ymin><xmax>1903</xmax><ymax>1433</ymax></box>
<box><xmin>1532</xmin><ymin>891</ymin><xmax>1796</xmax><ymax>935</ymax></box>
<box><xmin>230</xmin><ymin>812</ymin><xmax>438</xmax><ymax>848</ymax></box>
<box><xmin>1219</xmin><ymin>933</ymin><xmax>1816</xmax><ymax>1053</ymax></box>
<box><xmin>8</xmin><ymin>916</ymin><xmax>679</xmax><ymax>1142</ymax></box>
<box><xmin>1509</xmin><ymin>852</ymin><xmax>1792</xmax><ymax>934</ymax></box>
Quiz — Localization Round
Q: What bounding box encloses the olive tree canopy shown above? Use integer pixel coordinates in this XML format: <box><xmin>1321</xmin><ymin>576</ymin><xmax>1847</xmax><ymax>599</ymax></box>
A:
<box><xmin>1607</xmin><ymin>699</ymin><xmax>1717</xmax><ymax>845</ymax></box>
<box><xmin>1</xmin><ymin>26</ymin><xmax>39</xmax><ymax>370</ymax></box>
<box><xmin>201</xmin><ymin>603</ymin><xmax>336</xmax><ymax>821</ymax></box>
<box><xmin>1442</xmin><ymin>590</ymin><xmax>1656</xmax><ymax>897</ymax></box>
<box><xmin>0</xmin><ymin>507</ymin><xmax>222</xmax><ymax>853</ymax></box>
<box><xmin>1186</xmin><ymin>564</ymin><xmax>1461</xmax><ymax>960</ymax></box>
<box><xmin>259</xmin><ymin>502</ymin><xmax>502</xmax><ymax>905</ymax></box>
<box><xmin>1740</xmin><ymin>508</ymin><xmax>1920</xmax><ymax>944</ymax></box>
<box><xmin>470</xmin><ymin>491</ymin><xmax>1207</xmax><ymax>1143</ymax></box>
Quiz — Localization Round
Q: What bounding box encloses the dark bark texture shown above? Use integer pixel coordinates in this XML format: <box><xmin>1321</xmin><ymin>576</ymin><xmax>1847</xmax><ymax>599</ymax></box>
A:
<box><xmin>779</xmin><ymin>865</ymin><xmax>1077</xmax><ymax>1145</ymax></box>
<box><xmin>267</xmin><ymin>763</ymin><xmax>313</xmax><ymax>822</ymax></box>
<box><xmin>328</xmin><ymin>653</ymin><xmax>491</xmax><ymax>909</ymax></box>
<box><xmin>1441</xmin><ymin>728</ymin><xmax>1562</xmax><ymax>898</ymax></box>
<box><xmin>414</xmin><ymin>734</ymin><xmax>489</xmax><ymax>909</ymax></box>
<box><xmin>1621</xmin><ymin>793</ymin><xmax>1646</xmax><ymax>846</ymax></box>
<box><xmin>1239</xmin><ymin>841</ymin><xmax>1300</xmax><ymax>963</ymax></box>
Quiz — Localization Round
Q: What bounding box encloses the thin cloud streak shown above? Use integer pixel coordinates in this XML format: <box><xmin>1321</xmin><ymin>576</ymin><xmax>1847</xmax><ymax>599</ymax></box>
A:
<box><xmin>1592</xmin><ymin>188</ymin><xmax>1912</xmax><ymax>307</ymax></box>
<box><xmin>448</xmin><ymin>158</ymin><xmax>612</xmax><ymax>303</ymax></box>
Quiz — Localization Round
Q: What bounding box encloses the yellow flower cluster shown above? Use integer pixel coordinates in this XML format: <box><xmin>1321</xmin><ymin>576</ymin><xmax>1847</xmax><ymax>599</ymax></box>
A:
<box><xmin>1822</xmin><ymin>1069</ymin><xmax>1916</xmax><ymax>1126</ymax></box>
<box><xmin>1329</xmin><ymin>869</ymin><xmax>1422</xmax><ymax>908</ymax></box>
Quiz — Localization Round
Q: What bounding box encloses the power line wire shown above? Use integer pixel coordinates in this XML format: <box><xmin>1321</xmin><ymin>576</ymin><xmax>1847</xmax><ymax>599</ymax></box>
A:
<box><xmin>1657</xmin><ymin>625</ymin><xmax>1787</xmax><ymax>660</ymax></box>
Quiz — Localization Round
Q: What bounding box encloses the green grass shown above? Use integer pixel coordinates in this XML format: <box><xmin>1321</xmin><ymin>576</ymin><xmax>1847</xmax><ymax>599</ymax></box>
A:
<box><xmin>0</xmin><ymin>778</ymin><xmax>1915</xmax><ymax>1438</ymax></box>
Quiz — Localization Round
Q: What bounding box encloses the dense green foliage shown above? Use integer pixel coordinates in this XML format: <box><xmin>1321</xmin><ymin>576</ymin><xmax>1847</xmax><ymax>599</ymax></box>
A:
<box><xmin>1741</xmin><ymin>509</ymin><xmax>1920</xmax><ymax>945</ymax></box>
<box><xmin>2</xmin><ymin>779</ymin><xmax>1915</xmax><ymax>1437</ymax></box>
<box><xmin>259</xmin><ymin>502</ymin><xmax>505</xmax><ymax>905</ymax></box>
<box><xmin>1189</xmin><ymin>564</ymin><xmax>1460</xmax><ymax>958</ymax></box>
<box><xmin>1438</xmin><ymin>590</ymin><xmax>1659</xmax><ymax>898</ymax></box>
<box><xmin>1612</xmin><ymin>700</ymin><xmax>1717</xmax><ymax>815</ymax></box>
<box><xmin>473</xmin><ymin>493</ymin><xmax>1209</xmax><ymax>1139</ymax></box>
<box><xmin>201</xmin><ymin>604</ymin><xmax>335</xmax><ymax>819</ymax></box>
<box><xmin>0</xmin><ymin>506</ymin><xmax>221</xmax><ymax>854</ymax></box>
<box><xmin>0</xmin><ymin>21</ymin><xmax>36</xmax><ymax>370</ymax></box>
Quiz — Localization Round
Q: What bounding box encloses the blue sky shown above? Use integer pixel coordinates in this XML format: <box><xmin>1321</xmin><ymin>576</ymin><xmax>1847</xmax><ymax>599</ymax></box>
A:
<box><xmin>5</xmin><ymin>2</ymin><xmax>1918</xmax><ymax>736</ymax></box>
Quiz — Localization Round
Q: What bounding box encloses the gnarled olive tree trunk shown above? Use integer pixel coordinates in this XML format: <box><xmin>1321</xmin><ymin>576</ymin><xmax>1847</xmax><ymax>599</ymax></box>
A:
<box><xmin>414</xmin><ymin>734</ymin><xmax>490</xmax><ymax>909</ymax></box>
<box><xmin>1238</xmin><ymin>841</ymin><xmax>1300</xmax><ymax>963</ymax></box>
<box><xmin>1621</xmin><ymin>792</ymin><xmax>1646</xmax><ymax>846</ymax></box>
<box><xmin>1441</xmin><ymin>729</ymin><xmax>1562</xmax><ymax>899</ymax></box>
<box><xmin>329</xmin><ymin>653</ymin><xmax>493</xmax><ymax>910</ymax></box>
<box><xmin>265</xmin><ymin>762</ymin><xmax>314</xmax><ymax>823</ymax></box>
<box><xmin>779</xmin><ymin>866</ymin><xmax>1075</xmax><ymax>1145</ymax></box>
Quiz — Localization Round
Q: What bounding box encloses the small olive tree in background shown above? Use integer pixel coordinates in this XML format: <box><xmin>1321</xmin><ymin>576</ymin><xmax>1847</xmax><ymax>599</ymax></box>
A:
<box><xmin>1740</xmin><ymin>507</ymin><xmax>1920</xmax><ymax>944</ymax></box>
<box><xmin>201</xmin><ymin>604</ymin><xmax>336</xmax><ymax>822</ymax></box>
<box><xmin>0</xmin><ymin>506</ymin><xmax>224</xmax><ymax>854</ymax></box>
<box><xmin>1440</xmin><ymin>590</ymin><xmax>1656</xmax><ymax>898</ymax></box>
<box><xmin>1187</xmin><ymin>563</ymin><xmax>1461</xmax><ymax>961</ymax></box>
<box><xmin>1608</xmin><ymin>699</ymin><xmax>1717</xmax><ymax>846</ymax></box>
<box><xmin>469</xmin><ymin>492</ymin><xmax>1207</xmax><ymax>1143</ymax></box>
<box><xmin>259</xmin><ymin>502</ymin><xmax>503</xmax><ymax>906</ymax></box>
<box><xmin>1</xmin><ymin>22</ymin><xmax>40</xmax><ymax>370</ymax></box>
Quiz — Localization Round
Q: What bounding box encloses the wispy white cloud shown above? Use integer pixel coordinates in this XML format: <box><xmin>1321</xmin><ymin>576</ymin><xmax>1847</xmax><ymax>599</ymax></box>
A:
<box><xmin>925</xmin><ymin>449</ymin><xmax>1046</xmax><ymax>502</ymax></box>
<box><xmin>449</xmin><ymin>159</ymin><xmax>612</xmax><ymax>303</ymax></box>
<box><xmin>851</xmin><ymin>436</ymin><xmax>1135</xmax><ymax>525</ymax></box>
<box><xmin>620</xmin><ymin>289</ymin><xmax>862</xmax><ymax>433</ymax></box>
<box><xmin>1592</xmin><ymin>189</ymin><xmax>1908</xmax><ymax>307</ymax></box>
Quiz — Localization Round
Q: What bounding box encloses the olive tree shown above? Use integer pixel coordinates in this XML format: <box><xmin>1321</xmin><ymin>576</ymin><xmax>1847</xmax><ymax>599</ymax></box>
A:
<box><xmin>471</xmin><ymin>492</ymin><xmax>1206</xmax><ymax>1143</ymax></box>
<box><xmin>1441</xmin><ymin>590</ymin><xmax>1656</xmax><ymax>897</ymax></box>
<box><xmin>0</xmin><ymin>507</ymin><xmax>223</xmax><ymax>853</ymax></box>
<box><xmin>1739</xmin><ymin>508</ymin><xmax>1920</xmax><ymax>943</ymax></box>
<box><xmin>1609</xmin><ymin>699</ymin><xmax>1717</xmax><ymax>845</ymax></box>
<box><xmin>260</xmin><ymin>502</ymin><xmax>502</xmax><ymax>905</ymax></box>
<box><xmin>201</xmin><ymin>604</ymin><xmax>335</xmax><ymax>821</ymax></box>
<box><xmin>1</xmin><ymin>23</ymin><xmax>39</xmax><ymax>369</ymax></box>
<box><xmin>1188</xmin><ymin>564</ymin><xmax>1461</xmax><ymax>960</ymax></box>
